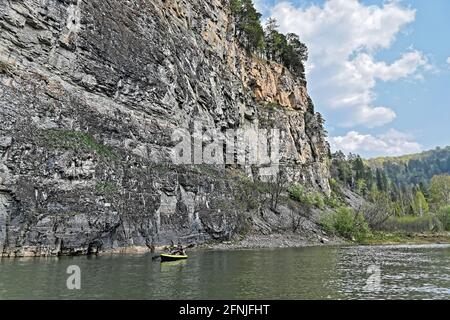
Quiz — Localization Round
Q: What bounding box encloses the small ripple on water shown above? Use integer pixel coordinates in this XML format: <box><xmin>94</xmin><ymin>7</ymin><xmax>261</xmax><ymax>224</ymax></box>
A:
<box><xmin>332</xmin><ymin>244</ymin><xmax>450</xmax><ymax>299</ymax></box>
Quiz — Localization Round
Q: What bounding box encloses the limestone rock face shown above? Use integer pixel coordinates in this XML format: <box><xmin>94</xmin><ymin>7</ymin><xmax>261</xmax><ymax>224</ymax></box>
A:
<box><xmin>0</xmin><ymin>0</ymin><xmax>330</xmax><ymax>256</ymax></box>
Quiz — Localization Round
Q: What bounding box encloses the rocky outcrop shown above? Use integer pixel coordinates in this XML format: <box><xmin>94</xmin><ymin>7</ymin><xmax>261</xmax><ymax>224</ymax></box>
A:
<box><xmin>0</xmin><ymin>0</ymin><xmax>330</xmax><ymax>257</ymax></box>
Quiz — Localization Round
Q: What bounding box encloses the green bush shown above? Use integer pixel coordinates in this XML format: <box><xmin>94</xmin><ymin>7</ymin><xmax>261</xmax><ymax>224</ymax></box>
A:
<box><xmin>289</xmin><ymin>184</ymin><xmax>304</xmax><ymax>201</ymax></box>
<box><xmin>329</xmin><ymin>178</ymin><xmax>338</xmax><ymax>189</ymax></box>
<box><xmin>289</xmin><ymin>184</ymin><xmax>324</xmax><ymax>209</ymax></box>
<box><xmin>95</xmin><ymin>182</ymin><xmax>119</xmax><ymax>195</ymax></box>
<box><xmin>313</xmin><ymin>193</ymin><xmax>325</xmax><ymax>209</ymax></box>
<box><xmin>324</xmin><ymin>194</ymin><xmax>343</xmax><ymax>209</ymax></box>
<box><xmin>320</xmin><ymin>207</ymin><xmax>370</xmax><ymax>241</ymax></box>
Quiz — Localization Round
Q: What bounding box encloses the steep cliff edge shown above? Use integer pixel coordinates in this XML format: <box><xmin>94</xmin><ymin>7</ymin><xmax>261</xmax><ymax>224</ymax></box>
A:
<box><xmin>0</xmin><ymin>0</ymin><xmax>330</xmax><ymax>257</ymax></box>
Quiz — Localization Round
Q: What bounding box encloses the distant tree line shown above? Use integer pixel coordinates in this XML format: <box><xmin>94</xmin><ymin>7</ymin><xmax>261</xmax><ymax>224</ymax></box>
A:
<box><xmin>230</xmin><ymin>0</ymin><xmax>308</xmax><ymax>79</ymax></box>
<box><xmin>370</xmin><ymin>147</ymin><xmax>450</xmax><ymax>189</ymax></box>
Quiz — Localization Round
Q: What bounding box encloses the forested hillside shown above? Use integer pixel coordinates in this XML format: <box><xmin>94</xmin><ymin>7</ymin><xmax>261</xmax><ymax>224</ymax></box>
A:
<box><xmin>329</xmin><ymin>147</ymin><xmax>450</xmax><ymax>236</ymax></box>
<box><xmin>368</xmin><ymin>147</ymin><xmax>450</xmax><ymax>188</ymax></box>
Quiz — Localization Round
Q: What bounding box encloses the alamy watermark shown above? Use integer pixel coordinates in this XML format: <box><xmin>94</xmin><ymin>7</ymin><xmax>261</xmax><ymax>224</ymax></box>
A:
<box><xmin>171</xmin><ymin>121</ymin><xmax>282</xmax><ymax>175</ymax></box>
<box><xmin>363</xmin><ymin>264</ymin><xmax>381</xmax><ymax>292</ymax></box>
<box><xmin>66</xmin><ymin>265</ymin><xmax>81</xmax><ymax>290</ymax></box>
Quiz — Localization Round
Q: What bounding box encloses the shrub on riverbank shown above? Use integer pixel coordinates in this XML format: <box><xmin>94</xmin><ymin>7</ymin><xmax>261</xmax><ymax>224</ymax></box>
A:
<box><xmin>320</xmin><ymin>207</ymin><xmax>370</xmax><ymax>241</ymax></box>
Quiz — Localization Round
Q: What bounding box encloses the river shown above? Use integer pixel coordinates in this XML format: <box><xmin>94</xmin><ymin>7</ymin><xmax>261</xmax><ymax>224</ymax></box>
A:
<box><xmin>1</xmin><ymin>244</ymin><xmax>450</xmax><ymax>299</ymax></box>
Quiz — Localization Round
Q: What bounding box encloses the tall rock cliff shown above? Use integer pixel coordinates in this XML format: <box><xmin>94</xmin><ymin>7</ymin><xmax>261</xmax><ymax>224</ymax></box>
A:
<box><xmin>0</xmin><ymin>0</ymin><xmax>330</xmax><ymax>256</ymax></box>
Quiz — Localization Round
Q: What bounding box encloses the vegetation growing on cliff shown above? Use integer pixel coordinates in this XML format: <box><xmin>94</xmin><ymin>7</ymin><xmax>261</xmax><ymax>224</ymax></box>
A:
<box><xmin>40</xmin><ymin>130</ymin><xmax>118</xmax><ymax>160</ymax></box>
<box><xmin>264</xmin><ymin>18</ymin><xmax>308</xmax><ymax>78</ymax></box>
<box><xmin>289</xmin><ymin>184</ymin><xmax>325</xmax><ymax>209</ymax></box>
<box><xmin>95</xmin><ymin>181</ymin><xmax>119</xmax><ymax>195</ymax></box>
<box><xmin>230</xmin><ymin>0</ymin><xmax>308</xmax><ymax>79</ymax></box>
<box><xmin>230</xmin><ymin>0</ymin><xmax>265</xmax><ymax>53</ymax></box>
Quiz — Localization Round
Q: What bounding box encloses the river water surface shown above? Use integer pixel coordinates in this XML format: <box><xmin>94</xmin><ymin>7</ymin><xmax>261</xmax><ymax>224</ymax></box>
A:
<box><xmin>1</xmin><ymin>244</ymin><xmax>450</xmax><ymax>299</ymax></box>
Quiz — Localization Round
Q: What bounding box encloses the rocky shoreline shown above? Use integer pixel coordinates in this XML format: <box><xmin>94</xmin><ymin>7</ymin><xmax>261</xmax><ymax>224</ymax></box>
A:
<box><xmin>0</xmin><ymin>233</ymin><xmax>344</xmax><ymax>258</ymax></box>
<box><xmin>101</xmin><ymin>233</ymin><xmax>345</xmax><ymax>255</ymax></box>
<box><xmin>4</xmin><ymin>232</ymin><xmax>450</xmax><ymax>258</ymax></box>
<box><xmin>361</xmin><ymin>232</ymin><xmax>450</xmax><ymax>246</ymax></box>
<box><xmin>199</xmin><ymin>233</ymin><xmax>344</xmax><ymax>251</ymax></box>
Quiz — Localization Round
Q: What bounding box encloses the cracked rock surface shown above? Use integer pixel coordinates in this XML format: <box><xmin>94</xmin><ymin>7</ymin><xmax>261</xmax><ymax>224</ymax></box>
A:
<box><xmin>0</xmin><ymin>0</ymin><xmax>331</xmax><ymax>257</ymax></box>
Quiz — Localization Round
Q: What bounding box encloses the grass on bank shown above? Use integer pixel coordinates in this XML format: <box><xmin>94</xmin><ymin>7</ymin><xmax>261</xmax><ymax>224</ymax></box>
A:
<box><xmin>319</xmin><ymin>205</ymin><xmax>450</xmax><ymax>245</ymax></box>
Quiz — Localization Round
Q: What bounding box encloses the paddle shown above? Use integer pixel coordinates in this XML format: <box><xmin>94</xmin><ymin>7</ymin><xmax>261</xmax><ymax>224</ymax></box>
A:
<box><xmin>152</xmin><ymin>255</ymin><xmax>161</xmax><ymax>261</ymax></box>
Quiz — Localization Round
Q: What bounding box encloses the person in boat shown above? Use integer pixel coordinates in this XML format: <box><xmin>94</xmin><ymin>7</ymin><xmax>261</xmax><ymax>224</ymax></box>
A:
<box><xmin>169</xmin><ymin>244</ymin><xmax>186</xmax><ymax>256</ymax></box>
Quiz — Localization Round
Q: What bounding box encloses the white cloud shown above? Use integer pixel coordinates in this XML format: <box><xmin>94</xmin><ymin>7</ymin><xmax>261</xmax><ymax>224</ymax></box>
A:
<box><xmin>329</xmin><ymin>129</ymin><xmax>422</xmax><ymax>156</ymax></box>
<box><xmin>344</xmin><ymin>105</ymin><xmax>396</xmax><ymax>128</ymax></box>
<box><xmin>269</xmin><ymin>0</ymin><xmax>431</xmax><ymax>128</ymax></box>
<box><xmin>447</xmin><ymin>57</ymin><xmax>450</xmax><ymax>65</ymax></box>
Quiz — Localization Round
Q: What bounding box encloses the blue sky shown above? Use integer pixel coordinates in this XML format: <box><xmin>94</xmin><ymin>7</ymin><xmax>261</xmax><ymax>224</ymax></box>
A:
<box><xmin>254</xmin><ymin>0</ymin><xmax>450</xmax><ymax>158</ymax></box>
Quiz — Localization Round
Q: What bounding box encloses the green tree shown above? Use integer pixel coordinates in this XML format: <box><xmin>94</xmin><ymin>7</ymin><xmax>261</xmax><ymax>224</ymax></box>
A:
<box><xmin>285</xmin><ymin>33</ymin><xmax>308</xmax><ymax>78</ymax></box>
<box><xmin>286</xmin><ymin>33</ymin><xmax>308</xmax><ymax>62</ymax></box>
<box><xmin>264</xmin><ymin>17</ymin><xmax>279</xmax><ymax>60</ymax></box>
<box><xmin>412</xmin><ymin>190</ymin><xmax>429</xmax><ymax>216</ymax></box>
<box><xmin>438</xmin><ymin>206</ymin><xmax>450</xmax><ymax>231</ymax></box>
<box><xmin>263</xmin><ymin>18</ymin><xmax>308</xmax><ymax>78</ymax></box>
<box><xmin>264</xmin><ymin>19</ymin><xmax>289</xmax><ymax>63</ymax></box>
<box><xmin>364</xmin><ymin>188</ymin><xmax>395</xmax><ymax>229</ymax></box>
<box><xmin>376</xmin><ymin>168</ymin><xmax>389</xmax><ymax>192</ymax></box>
<box><xmin>352</xmin><ymin>156</ymin><xmax>366</xmax><ymax>181</ymax></box>
<box><xmin>333</xmin><ymin>153</ymin><xmax>353</xmax><ymax>187</ymax></box>
<box><xmin>356</xmin><ymin>179</ymin><xmax>368</xmax><ymax>196</ymax></box>
<box><xmin>429</xmin><ymin>175</ymin><xmax>450</xmax><ymax>209</ymax></box>
<box><xmin>230</xmin><ymin>0</ymin><xmax>265</xmax><ymax>53</ymax></box>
